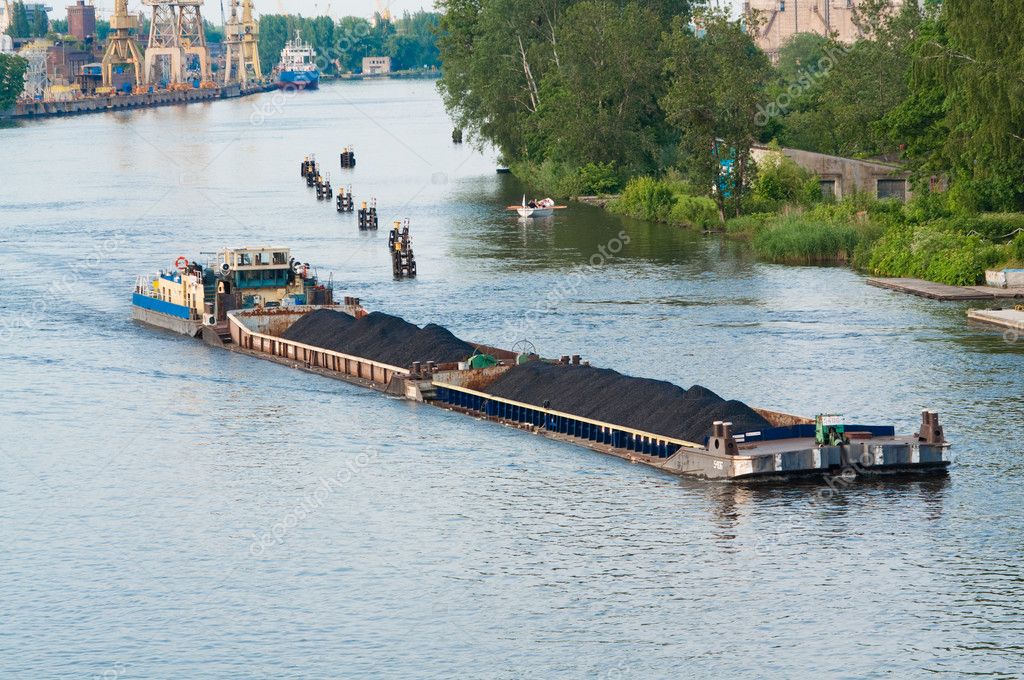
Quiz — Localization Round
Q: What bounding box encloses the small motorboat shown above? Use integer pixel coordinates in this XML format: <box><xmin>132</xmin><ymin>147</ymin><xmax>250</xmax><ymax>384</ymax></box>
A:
<box><xmin>507</xmin><ymin>196</ymin><xmax>567</xmax><ymax>218</ymax></box>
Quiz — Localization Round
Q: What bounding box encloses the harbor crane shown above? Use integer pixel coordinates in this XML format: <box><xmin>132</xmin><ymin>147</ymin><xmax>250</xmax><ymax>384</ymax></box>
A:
<box><xmin>142</xmin><ymin>0</ymin><xmax>211</xmax><ymax>86</ymax></box>
<box><xmin>223</xmin><ymin>0</ymin><xmax>261</xmax><ymax>84</ymax></box>
<box><xmin>101</xmin><ymin>0</ymin><xmax>144</xmax><ymax>88</ymax></box>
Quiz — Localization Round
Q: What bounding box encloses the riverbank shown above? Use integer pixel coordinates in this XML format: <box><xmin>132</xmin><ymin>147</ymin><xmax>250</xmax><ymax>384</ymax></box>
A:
<box><xmin>329</xmin><ymin>68</ymin><xmax>440</xmax><ymax>81</ymax></box>
<box><xmin>576</xmin><ymin>174</ymin><xmax>1024</xmax><ymax>287</ymax></box>
<box><xmin>5</xmin><ymin>81</ymin><xmax>276</xmax><ymax>120</ymax></box>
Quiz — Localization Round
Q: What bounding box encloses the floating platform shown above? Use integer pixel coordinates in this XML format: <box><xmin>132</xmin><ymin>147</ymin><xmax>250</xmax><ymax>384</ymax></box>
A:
<box><xmin>867</xmin><ymin>277</ymin><xmax>1024</xmax><ymax>301</ymax></box>
<box><xmin>967</xmin><ymin>308</ymin><xmax>1024</xmax><ymax>332</ymax></box>
<box><xmin>214</xmin><ymin>306</ymin><xmax>951</xmax><ymax>482</ymax></box>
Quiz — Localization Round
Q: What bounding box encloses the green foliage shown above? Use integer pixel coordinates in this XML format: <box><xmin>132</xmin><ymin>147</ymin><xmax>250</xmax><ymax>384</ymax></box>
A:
<box><xmin>866</xmin><ymin>222</ymin><xmax>1003</xmax><ymax>285</ymax></box>
<box><xmin>670</xmin><ymin>194</ymin><xmax>720</xmax><ymax>229</ymax></box>
<box><xmin>725</xmin><ymin>213</ymin><xmax>775</xmax><ymax>238</ymax></box>
<box><xmin>1011</xmin><ymin>233</ymin><xmax>1024</xmax><ymax>263</ymax></box>
<box><xmin>6</xmin><ymin>2</ymin><xmax>30</xmax><ymax>37</ymax></box>
<box><xmin>258</xmin><ymin>11</ymin><xmax>441</xmax><ymax>77</ymax></box>
<box><xmin>31</xmin><ymin>5</ymin><xmax>47</xmax><ymax>36</ymax></box>
<box><xmin>751</xmin><ymin>149</ymin><xmax>820</xmax><ymax>209</ymax></box>
<box><xmin>0</xmin><ymin>54</ymin><xmax>27</xmax><ymax>111</ymax></box>
<box><xmin>437</xmin><ymin>0</ymin><xmax>701</xmax><ymax>182</ymax></box>
<box><xmin>610</xmin><ymin>176</ymin><xmax>677</xmax><ymax>222</ymax></box>
<box><xmin>608</xmin><ymin>176</ymin><xmax>720</xmax><ymax>228</ymax></box>
<box><xmin>766</xmin><ymin>2</ymin><xmax>926</xmax><ymax>158</ymax></box>
<box><xmin>575</xmin><ymin>162</ymin><xmax>621</xmax><ymax>196</ymax></box>
<box><xmin>662</xmin><ymin>11</ymin><xmax>771</xmax><ymax>219</ymax></box>
<box><xmin>935</xmin><ymin>0</ymin><xmax>1024</xmax><ymax>210</ymax></box>
<box><xmin>750</xmin><ymin>215</ymin><xmax>860</xmax><ymax>264</ymax></box>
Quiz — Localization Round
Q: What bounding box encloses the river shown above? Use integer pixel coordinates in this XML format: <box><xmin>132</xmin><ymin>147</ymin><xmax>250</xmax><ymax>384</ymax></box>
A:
<box><xmin>1</xmin><ymin>78</ymin><xmax>1022</xmax><ymax>679</ymax></box>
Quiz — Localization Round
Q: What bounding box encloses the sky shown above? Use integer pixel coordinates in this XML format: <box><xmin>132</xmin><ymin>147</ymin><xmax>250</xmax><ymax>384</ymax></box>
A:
<box><xmin>88</xmin><ymin>1</ymin><xmax>439</xmax><ymax>22</ymax></box>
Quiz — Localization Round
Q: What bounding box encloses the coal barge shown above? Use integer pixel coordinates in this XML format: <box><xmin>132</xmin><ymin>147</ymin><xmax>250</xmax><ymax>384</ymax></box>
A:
<box><xmin>132</xmin><ymin>248</ymin><xmax>950</xmax><ymax>481</ymax></box>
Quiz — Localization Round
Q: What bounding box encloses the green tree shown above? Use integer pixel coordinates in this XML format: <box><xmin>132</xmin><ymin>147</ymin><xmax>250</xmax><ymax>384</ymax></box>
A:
<box><xmin>31</xmin><ymin>5</ymin><xmax>47</xmax><ymax>37</ymax></box>
<box><xmin>6</xmin><ymin>2</ymin><xmax>31</xmax><ymax>38</ymax></box>
<box><xmin>661</xmin><ymin>10</ymin><xmax>772</xmax><ymax>220</ymax></box>
<box><xmin>436</xmin><ymin>0</ymin><xmax>566</xmax><ymax>160</ymax></box>
<box><xmin>532</xmin><ymin>1</ymin><xmax>666</xmax><ymax>174</ymax></box>
<box><xmin>257</xmin><ymin>14</ymin><xmax>288</xmax><ymax>75</ymax></box>
<box><xmin>0</xmin><ymin>53</ymin><xmax>28</xmax><ymax>111</ymax></box>
<box><xmin>930</xmin><ymin>0</ymin><xmax>1024</xmax><ymax>210</ymax></box>
<box><xmin>771</xmin><ymin>0</ymin><xmax>926</xmax><ymax>157</ymax></box>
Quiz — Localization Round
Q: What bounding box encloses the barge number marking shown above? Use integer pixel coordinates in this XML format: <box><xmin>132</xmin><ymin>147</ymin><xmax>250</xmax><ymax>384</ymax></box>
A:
<box><xmin>714</xmin><ymin>461</ymin><xmax>724</xmax><ymax>470</ymax></box>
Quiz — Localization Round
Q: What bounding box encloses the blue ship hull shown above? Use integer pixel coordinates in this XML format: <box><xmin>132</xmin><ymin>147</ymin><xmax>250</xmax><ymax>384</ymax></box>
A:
<box><xmin>277</xmin><ymin>69</ymin><xmax>320</xmax><ymax>90</ymax></box>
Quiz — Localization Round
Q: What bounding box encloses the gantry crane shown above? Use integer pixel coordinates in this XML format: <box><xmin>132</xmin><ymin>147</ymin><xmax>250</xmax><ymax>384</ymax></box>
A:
<box><xmin>224</xmin><ymin>0</ymin><xmax>260</xmax><ymax>84</ymax></box>
<box><xmin>142</xmin><ymin>0</ymin><xmax>210</xmax><ymax>86</ymax></box>
<box><xmin>101</xmin><ymin>0</ymin><xmax>144</xmax><ymax>88</ymax></box>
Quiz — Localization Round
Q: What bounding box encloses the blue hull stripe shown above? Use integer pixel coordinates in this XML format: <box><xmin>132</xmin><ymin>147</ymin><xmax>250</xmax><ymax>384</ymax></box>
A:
<box><xmin>132</xmin><ymin>293</ymin><xmax>192</xmax><ymax>320</ymax></box>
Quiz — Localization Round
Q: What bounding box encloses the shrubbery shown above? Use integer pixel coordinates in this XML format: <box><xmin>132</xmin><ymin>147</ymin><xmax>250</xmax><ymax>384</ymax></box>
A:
<box><xmin>750</xmin><ymin>215</ymin><xmax>860</xmax><ymax>264</ymax></box>
<box><xmin>865</xmin><ymin>222</ymin><xmax>1004</xmax><ymax>285</ymax></box>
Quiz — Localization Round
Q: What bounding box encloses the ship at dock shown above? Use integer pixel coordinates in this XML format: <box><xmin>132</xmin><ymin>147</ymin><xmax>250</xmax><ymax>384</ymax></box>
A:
<box><xmin>131</xmin><ymin>247</ymin><xmax>333</xmax><ymax>339</ymax></box>
<box><xmin>132</xmin><ymin>247</ymin><xmax>951</xmax><ymax>482</ymax></box>
<box><xmin>275</xmin><ymin>34</ymin><xmax>320</xmax><ymax>90</ymax></box>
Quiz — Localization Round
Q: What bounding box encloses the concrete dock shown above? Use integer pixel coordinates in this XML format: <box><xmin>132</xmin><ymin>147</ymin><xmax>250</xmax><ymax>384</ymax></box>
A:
<box><xmin>9</xmin><ymin>83</ymin><xmax>274</xmax><ymax>120</ymax></box>
<box><xmin>867</xmin><ymin>277</ymin><xmax>1024</xmax><ymax>301</ymax></box>
<box><xmin>967</xmin><ymin>308</ymin><xmax>1024</xmax><ymax>332</ymax></box>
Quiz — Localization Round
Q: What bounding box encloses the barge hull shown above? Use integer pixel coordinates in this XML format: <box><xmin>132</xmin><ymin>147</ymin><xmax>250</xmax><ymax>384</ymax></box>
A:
<box><xmin>218</xmin><ymin>307</ymin><xmax>950</xmax><ymax>482</ymax></box>
<box><xmin>131</xmin><ymin>305</ymin><xmax>202</xmax><ymax>337</ymax></box>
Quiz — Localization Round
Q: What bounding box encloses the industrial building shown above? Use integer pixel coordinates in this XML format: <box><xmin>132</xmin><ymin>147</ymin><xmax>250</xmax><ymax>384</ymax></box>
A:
<box><xmin>744</xmin><ymin>0</ymin><xmax>904</xmax><ymax>60</ymax></box>
<box><xmin>362</xmin><ymin>56</ymin><xmax>391</xmax><ymax>75</ymax></box>
<box><xmin>66</xmin><ymin>0</ymin><xmax>95</xmax><ymax>40</ymax></box>
<box><xmin>751</xmin><ymin>145</ymin><xmax>913</xmax><ymax>201</ymax></box>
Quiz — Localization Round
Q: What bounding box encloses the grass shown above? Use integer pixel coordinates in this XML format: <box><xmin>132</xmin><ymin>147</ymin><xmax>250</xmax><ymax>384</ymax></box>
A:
<box><xmin>751</xmin><ymin>215</ymin><xmax>860</xmax><ymax>264</ymax></box>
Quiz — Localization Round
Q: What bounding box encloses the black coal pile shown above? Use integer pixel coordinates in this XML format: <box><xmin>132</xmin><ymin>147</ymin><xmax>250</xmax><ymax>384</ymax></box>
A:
<box><xmin>281</xmin><ymin>308</ymin><xmax>355</xmax><ymax>350</ymax></box>
<box><xmin>483</xmin><ymin>361</ymin><xmax>770</xmax><ymax>443</ymax></box>
<box><xmin>282</xmin><ymin>310</ymin><xmax>475</xmax><ymax>367</ymax></box>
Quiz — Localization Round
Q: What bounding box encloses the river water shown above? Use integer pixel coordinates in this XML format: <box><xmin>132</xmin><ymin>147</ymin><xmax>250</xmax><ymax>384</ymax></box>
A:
<box><xmin>1</xmin><ymin>79</ymin><xmax>1023</xmax><ymax>679</ymax></box>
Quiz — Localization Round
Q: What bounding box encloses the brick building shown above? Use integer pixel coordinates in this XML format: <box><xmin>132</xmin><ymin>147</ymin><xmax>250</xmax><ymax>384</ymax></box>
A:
<box><xmin>67</xmin><ymin>0</ymin><xmax>96</xmax><ymax>40</ymax></box>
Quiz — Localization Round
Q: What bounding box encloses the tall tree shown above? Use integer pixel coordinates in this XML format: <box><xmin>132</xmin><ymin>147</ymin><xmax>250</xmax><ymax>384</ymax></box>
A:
<box><xmin>771</xmin><ymin>1</ymin><xmax>925</xmax><ymax>158</ymax></box>
<box><xmin>0</xmin><ymin>53</ymin><xmax>28</xmax><ymax>110</ymax></box>
<box><xmin>31</xmin><ymin>5</ymin><xmax>47</xmax><ymax>37</ymax></box>
<box><xmin>6</xmin><ymin>2</ymin><xmax>31</xmax><ymax>38</ymax></box>
<box><xmin>931</xmin><ymin>0</ymin><xmax>1024</xmax><ymax>210</ymax></box>
<box><xmin>661</xmin><ymin>10</ymin><xmax>772</xmax><ymax>220</ymax></box>
<box><xmin>532</xmin><ymin>1</ymin><xmax>666</xmax><ymax>174</ymax></box>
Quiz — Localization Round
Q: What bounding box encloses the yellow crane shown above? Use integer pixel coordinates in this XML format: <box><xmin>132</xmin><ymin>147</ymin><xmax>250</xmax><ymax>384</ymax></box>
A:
<box><xmin>101</xmin><ymin>0</ymin><xmax>144</xmax><ymax>89</ymax></box>
<box><xmin>224</xmin><ymin>0</ymin><xmax>261</xmax><ymax>84</ymax></box>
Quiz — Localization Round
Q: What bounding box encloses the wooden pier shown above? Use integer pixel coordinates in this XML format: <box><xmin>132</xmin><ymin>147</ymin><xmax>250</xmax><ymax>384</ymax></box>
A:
<box><xmin>867</xmin><ymin>277</ymin><xmax>1024</xmax><ymax>301</ymax></box>
<box><xmin>967</xmin><ymin>308</ymin><xmax>1024</xmax><ymax>332</ymax></box>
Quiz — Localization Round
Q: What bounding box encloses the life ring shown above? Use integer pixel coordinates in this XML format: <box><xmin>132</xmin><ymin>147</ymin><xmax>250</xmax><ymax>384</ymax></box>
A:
<box><xmin>174</xmin><ymin>256</ymin><xmax>189</xmax><ymax>270</ymax></box>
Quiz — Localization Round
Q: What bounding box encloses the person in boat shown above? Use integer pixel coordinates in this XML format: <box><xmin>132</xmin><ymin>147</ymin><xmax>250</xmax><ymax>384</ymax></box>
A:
<box><xmin>527</xmin><ymin>199</ymin><xmax>537</xmax><ymax>208</ymax></box>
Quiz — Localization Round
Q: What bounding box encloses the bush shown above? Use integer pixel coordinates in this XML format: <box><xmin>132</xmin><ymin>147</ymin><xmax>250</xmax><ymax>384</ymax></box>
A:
<box><xmin>956</xmin><ymin>213</ymin><xmax>1024</xmax><ymax>241</ymax></box>
<box><xmin>670</xmin><ymin>194</ymin><xmax>720</xmax><ymax>229</ymax></box>
<box><xmin>865</xmin><ymin>222</ymin><xmax>1004</xmax><ymax>285</ymax></box>
<box><xmin>609</xmin><ymin>176</ymin><xmax>678</xmax><ymax>222</ymax></box>
<box><xmin>574</xmin><ymin>161</ymin><xmax>621</xmax><ymax>195</ymax></box>
<box><xmin>751</xmin><ymin>215</ymin><xmax>859</xmax><ymax>264</ymax></box>
<box><xmin>725</xmin><ymin>213</ymin><xmax>776</xmax><ymax>238</ymax></box>
<box><xmin>1011</xmin><ymin>232</ymin><xmax>1024</xmax><ymax>262</ymax></box>
<box><xmin>752</xmin><ymin>149</ymin><xmax>820</xmax><ymax>208</ymax></box>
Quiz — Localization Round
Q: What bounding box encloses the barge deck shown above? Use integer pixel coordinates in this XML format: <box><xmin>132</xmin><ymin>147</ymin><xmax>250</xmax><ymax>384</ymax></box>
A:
<box><xmin>211</xmin><ymin>306</ymin><xmax>951</xmax><ymax>482</ymax></box>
